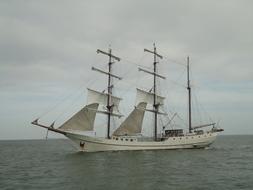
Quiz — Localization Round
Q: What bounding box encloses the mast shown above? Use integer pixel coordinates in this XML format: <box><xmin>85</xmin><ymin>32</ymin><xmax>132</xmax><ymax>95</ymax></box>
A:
<box><xmin>107</xmin><ymin>49</ymin><xmax>112</xmax><ymax>139</ymax></box>
<box><xmin>187</xmin><ymin>56</ymin><xmax>192</xmax><ymax>133</ymax></box>
<box><xmin>95</xmin><ymin>48</ymin><xmax>121</xmax><ymax>139</ymax></box>
<box><xmin>153</xmin><ymin>44</ymin><xmax>158</xmax><ymax>141</ymax></box>
<box><xmin>143</xmin><ymin>43</ymin><xmax>163</xmax><ymax>141</ymax></box>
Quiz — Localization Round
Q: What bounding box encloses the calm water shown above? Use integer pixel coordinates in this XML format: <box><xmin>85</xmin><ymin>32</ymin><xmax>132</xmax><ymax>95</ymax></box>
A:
<box><xmin>0</xmin><ymin>135</ymin><xmax>253</xmax><ymax>190</ymax></box>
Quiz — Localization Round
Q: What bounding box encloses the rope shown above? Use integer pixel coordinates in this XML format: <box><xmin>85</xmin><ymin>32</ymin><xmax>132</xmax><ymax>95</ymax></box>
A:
<box><xmin>37</xmin><ymin>56</ymin><xmax>116</xmax><ymax>120</ymax></box>
<box><xmin>159</xmin><ymin>51</ymin><xmax>187</xmax><ymax>67</ymax></box>
<box><xmin>37</xmin><ymin>79</ymin><xmax>91</xmax><ymax>119</ymax></box>
<box><xmin>54</xmin><ymin>88</ymin><xmax>84</xmax><ymax>123</ymax></box>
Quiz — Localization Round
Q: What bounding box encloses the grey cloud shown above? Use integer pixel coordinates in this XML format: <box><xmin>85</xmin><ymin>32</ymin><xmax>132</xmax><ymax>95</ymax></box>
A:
<box><xmin>1</xmin><ymin>0</ymin><xmax>253</xmax><ymax>139</ymax></box>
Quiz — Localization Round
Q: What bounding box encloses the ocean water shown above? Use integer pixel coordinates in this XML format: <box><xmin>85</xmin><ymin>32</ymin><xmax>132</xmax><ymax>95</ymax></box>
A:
<box><xmin>0</xmin><ymin>135</ymin><xmax>253</xmax><ymax>190</ymax></box>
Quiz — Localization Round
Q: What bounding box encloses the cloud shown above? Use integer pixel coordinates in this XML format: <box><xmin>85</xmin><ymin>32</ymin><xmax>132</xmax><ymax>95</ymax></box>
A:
<box><xmin>1</xmin><ymin>0</ymin><xmax>253</xmax><ymax>139</ymax></box>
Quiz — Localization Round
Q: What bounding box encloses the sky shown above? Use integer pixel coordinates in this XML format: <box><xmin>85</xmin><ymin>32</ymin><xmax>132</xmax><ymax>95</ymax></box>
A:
<box><xmin>0</xmin><ymin>0</ymin><xmax>253</xmax><ymax>140</ymax></box>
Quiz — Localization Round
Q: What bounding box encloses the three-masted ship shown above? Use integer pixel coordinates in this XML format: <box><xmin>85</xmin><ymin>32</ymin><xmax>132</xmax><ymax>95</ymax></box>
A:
<box><xmin>31</xmin><ymin>44</ymin><xmax>223</xmax><ymax>152</ymax></box>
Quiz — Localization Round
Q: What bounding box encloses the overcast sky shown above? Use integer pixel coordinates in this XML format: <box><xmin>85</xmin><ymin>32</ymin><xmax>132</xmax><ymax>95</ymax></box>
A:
<box><xmin>1</xmin><ymin>0</ymin><xmax>253</xmax><ymax>139</ymax></box>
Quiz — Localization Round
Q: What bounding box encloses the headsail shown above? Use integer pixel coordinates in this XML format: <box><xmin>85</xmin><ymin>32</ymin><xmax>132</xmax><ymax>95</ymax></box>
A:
<box><xmin>59</xmin><ymin>103</ymin><xmax>99</xmax><ymax>131</ymax></box>
<box><xmin>136</xmin><ymin>88</ymin><xmax>165</xmax><ymax>105</ymax></box>
<box><xmin>87</xmin><ymin>88</ymin><xmax>122</xmax><ymax>117</ymax></box>
<box><xmin>113</xmin><ymin>102</ymin><xmax>147</xmax><ymax>136</ymax></box>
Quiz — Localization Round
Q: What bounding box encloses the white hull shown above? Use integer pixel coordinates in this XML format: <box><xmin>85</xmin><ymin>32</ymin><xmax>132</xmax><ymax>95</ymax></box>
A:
<box><xmin>65</xmin><ymin>132</ymin><xmax>218</xmax><ymax>152</ymax></box>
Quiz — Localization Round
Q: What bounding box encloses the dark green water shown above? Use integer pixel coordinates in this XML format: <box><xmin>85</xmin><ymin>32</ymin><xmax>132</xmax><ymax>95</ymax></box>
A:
<box><xmin>0</xmin><ymin>135</ymin><xmax>253</xmax><ymax>190</ymax></box>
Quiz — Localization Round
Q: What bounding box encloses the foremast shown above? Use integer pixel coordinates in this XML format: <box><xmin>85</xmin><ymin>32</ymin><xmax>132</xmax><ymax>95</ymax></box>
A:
<box><xmin>139</xmin><ymin>43</ymin><xmax>165</xmax><ymax>141</ymax></box>
<box><xmin>93</xmin><ymin>48</ymin><xmax>121</xmax><ymax>139</ymax></box>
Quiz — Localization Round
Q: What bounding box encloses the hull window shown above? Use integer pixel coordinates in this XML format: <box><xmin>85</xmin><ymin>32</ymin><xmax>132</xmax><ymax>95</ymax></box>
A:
<box><xmin>80</xmin><ymin>141</ymin><xmax>85</xmax><ymax>148</ymax></box>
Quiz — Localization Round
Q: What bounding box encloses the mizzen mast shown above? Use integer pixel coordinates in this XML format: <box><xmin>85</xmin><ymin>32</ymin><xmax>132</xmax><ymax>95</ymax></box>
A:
<box><xmin>187</xmin><ymin>56</ymin><xmax>192</xmax><ymax>133</ymax></box>
<box><xmin>140</xmin><ymin>43</ymin><xmax>164</xmax><ymax>141</ymax></box>
<box><xmin>93</xmin><ymin>48</ymin><xmax>121</xmax><ymax>139</ymax></box>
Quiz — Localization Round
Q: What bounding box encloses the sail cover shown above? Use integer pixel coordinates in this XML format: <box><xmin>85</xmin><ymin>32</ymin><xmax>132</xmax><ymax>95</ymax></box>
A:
<box><xmin>87</xmin><ymin>88</ymin><xmax>122</xmax><ymax>115</ymax></box>
<box><xmin>59</xmin><ymin>103</ymin><xmax>99</xmax><ymax>131</ymax></box>
<box><xmin>136</xmin><ymin>88</ymin><xmax>165</xmax><ymax>105</ymax></box>
<box><xmin>113</xmin><ymin>102</ymin><xmax>147</xmax><ymax>136</ymax></box>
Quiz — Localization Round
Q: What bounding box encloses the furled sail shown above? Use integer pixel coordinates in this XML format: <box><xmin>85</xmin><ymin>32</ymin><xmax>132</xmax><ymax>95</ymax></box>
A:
<box><xmin>136</xmin><ymin>88</ymin><xmax>165</xmax><ymax>105</ymax></box>
<box><xmin>112</xmin><ymin>102</ymin><xmax>147</xmax><ymax>136</ymax></box>
<box><xmin>59</xmin><ymin>103</ymin><xmax>99</xmax><ymax>131</ymax></box>
<box><xmin>87</xmin><ymin>88</ymin><xmax>122</xmax><ymax>117</ymax></box>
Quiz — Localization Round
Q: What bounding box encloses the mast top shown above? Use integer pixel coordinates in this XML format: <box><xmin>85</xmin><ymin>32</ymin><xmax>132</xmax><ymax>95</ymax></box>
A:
<box><xmin>144</xmin><ymin>43</ymin><xmax>163</xmax><ymax>59</ymax></box>
<box><xmin>97</xmin><ymin>49</ymin><xmax>121</xmax><ymax>62</ymax></box>
<box><xmin>93</xmin><ymin>48</ymin><xmax>122</xmax><ymax>80</ymax></box>
<box><xmin>187</xmin><ymin>56</ymin><xmax>190</xmax><ymax>89</ymax></box>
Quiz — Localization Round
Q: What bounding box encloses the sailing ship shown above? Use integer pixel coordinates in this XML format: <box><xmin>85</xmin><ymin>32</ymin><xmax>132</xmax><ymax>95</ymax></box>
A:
<box><xmin>31</xmin><ymin>44</ymin><xmax>223</xmax><ymax>152</ymax></box>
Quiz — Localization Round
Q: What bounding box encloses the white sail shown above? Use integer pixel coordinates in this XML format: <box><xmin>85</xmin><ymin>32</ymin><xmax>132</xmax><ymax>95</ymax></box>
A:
<box><xmin>87</xmin><ymin>88</ymin><xmax>122</xmax><ymax>116</ymax></box>
<box><xmin>59</xmin><ymin>103</ymin><xmax>99</xmax><ymax>131</ymax></box>
<box><xmin>136</xmin><ymin>88</ymin><xmax>165</xmax><ymax>105</ymax></box>
<box><xmin>113</xmin><ymin>102</ymin><xmax>147</xmax><ymax>136</ymax></box>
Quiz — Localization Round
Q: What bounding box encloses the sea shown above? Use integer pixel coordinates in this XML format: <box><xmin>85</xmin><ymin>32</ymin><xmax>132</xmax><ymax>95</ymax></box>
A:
<box><xmin>0</xmin><ymin>135</ymin><xmax>253</xmax><ymax>190</ymax></box>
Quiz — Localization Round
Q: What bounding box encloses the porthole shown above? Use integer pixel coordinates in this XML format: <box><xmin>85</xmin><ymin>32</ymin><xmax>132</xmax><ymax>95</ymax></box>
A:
<box><xmin>116</xmin><ymin>138</ymin><xmax>118</xmax><ymax>140</ymax></box>
<box><xmin>130</xmin><ymin>139</ymin><xmax>133</xmax><ymax>142</ymax></box>
<box><xmin>80</xmin><ymin>141</ymin><xmax>85</xmax><ymax>148</ymax></box>
<box><xmin>173</xmin><ymin>138</ymin><xmax>175</xmax><ymax>140</ymax></box>
<box><xmin>126</xmin><ymin>139</ymin><xmax>128</xmax><ymax>141</ymax></box>
<box><xmin>121</xmin><ymin>138</ymin><xmax>123</xmax><ymax>141</ymax></box>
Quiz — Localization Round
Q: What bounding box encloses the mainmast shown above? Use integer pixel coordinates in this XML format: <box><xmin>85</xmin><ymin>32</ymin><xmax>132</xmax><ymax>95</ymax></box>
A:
<box><xmin>93</xmin><ymin>48</ymin><xmax>121</xmax><ymax>139</ymax></box>
<box><xmin>187</xmin><ymin>56</ymin><xmax>192</xmax><ymax>133</ymax></box>
<box><xmin>141</xmin><ymin>43</ymin><xmax>164</xmax><ymax>141</ymax></box>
